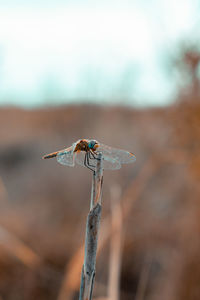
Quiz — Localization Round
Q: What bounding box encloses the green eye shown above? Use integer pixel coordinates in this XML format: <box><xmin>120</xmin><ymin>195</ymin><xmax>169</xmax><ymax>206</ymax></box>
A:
<box><xmin>89</xmin><ymin>140</ymin><xmax>96</xmax><ymax>149</ymax></box>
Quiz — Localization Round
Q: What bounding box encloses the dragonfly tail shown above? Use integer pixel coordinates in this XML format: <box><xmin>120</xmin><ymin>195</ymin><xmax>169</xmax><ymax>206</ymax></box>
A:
<box><xmin>42</xmin><ymin>151</ymin><xmax>58</xmax><ymax>159</ymax></box>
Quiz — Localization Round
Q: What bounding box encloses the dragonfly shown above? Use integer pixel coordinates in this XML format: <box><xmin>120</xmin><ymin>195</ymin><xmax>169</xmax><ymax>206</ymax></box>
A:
<box><xmin>43</xmin><ymin>139</ymin><xmax>136</xmax><ymax>171</ymax></box>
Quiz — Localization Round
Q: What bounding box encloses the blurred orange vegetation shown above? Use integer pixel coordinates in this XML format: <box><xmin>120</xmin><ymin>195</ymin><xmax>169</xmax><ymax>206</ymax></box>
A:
<box><xmin>0</xmin><ymin>47</ymin><xmax>200</xmax><ymax>300</ymax></box>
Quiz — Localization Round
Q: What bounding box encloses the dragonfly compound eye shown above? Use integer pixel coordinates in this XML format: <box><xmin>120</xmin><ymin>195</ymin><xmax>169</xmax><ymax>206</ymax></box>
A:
<box><xmin>88</xmin><ymin>140</ymin><xmax>97</xmax><ymax>149</ymax></box>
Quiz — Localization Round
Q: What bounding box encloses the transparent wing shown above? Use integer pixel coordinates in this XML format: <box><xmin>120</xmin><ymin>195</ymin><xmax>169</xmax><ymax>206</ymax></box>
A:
<box><xmin>75</xmin><ymin>151</ymin><xmax>121</xmax><ymax>170</ymax></box>
<box><xmin>75</xmin><ymin>151</ymin><xmax>85</xmax><ymax>167</ymax></box>
<box><xmin>102</xmin><ymin>155</ymin><xmax>121</xmax><ymax>170</ymax></box>
<box><xmin>97</xmin><ymin>143</ymin><xmax>136</xmax><ymax>165</ymax></box>
<box><xmin>56</xmin><ymin>146</ymin><xmax>75</xmax><ymax>166</ymax></box>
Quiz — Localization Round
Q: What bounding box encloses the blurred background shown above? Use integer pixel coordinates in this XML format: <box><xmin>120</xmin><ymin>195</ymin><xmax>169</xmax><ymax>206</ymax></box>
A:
<box><xmin>1</xmin><ymin>0</ymin><xmax>200</xmax><ymax>299</ymax></box>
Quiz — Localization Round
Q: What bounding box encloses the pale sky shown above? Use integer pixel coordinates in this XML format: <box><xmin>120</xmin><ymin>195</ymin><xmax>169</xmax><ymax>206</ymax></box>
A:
<box><xmin>0</xmin><ymin>0</ymin><xmax>199</xmax><ymax>107</ymax></box>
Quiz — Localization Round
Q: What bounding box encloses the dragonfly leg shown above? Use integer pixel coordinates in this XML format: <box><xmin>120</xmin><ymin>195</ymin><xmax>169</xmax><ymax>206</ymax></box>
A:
<box><xmin>89</xmin><ymin>151</ymin><xmax>95</xmax><ymax>159</ymax></box>
<box><xmin>89</xmin><ymin>151</ymin><xmax>96</xmax><ymax>159</ymax></box>
<box><xmin>89</xmin><ymin>151</ymin><xmax>100</xmax><ymax>161</ymax></box>
<box><xmin>90</xmin><ymin>150</ymin><xmax>102</xmax><ymax>161</ymax></box>
<box><xmin>84</xmin><ymin>153</ymin><xmax>95</xmax><ymax>172</ymax></box>
<box><xmin>87</xmin><ymin>152</ymin><xmax>96</xmax><ymax>168</ymax></box>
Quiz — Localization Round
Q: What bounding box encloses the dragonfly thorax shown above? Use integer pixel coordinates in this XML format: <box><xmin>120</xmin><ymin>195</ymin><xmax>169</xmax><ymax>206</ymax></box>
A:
<box><xmin>74</xmin><ymin>140</ymin><xmax>90</xmax><ymax>152</ymax></box>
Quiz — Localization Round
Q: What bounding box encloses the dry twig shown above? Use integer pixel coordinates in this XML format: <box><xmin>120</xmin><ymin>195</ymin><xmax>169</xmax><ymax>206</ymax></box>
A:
<box><xmin>79</xmin><ymin>153</ymin><xmax>103</xmax><ymax>300</ymax></box>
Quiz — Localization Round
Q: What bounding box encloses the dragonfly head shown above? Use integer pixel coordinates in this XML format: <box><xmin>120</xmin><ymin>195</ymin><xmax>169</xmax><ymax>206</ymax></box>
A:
<box><xmin>88</xmin><ymin>140</ymin><xmax>99</xmax><ymax>150</ymax></box>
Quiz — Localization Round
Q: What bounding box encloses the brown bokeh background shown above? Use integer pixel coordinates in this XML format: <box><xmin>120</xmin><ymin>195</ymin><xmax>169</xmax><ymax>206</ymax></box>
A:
<box><xmin>1</xmin><ymin>47</ymin><xmax>200</xmax><ymax>300</ymax></box>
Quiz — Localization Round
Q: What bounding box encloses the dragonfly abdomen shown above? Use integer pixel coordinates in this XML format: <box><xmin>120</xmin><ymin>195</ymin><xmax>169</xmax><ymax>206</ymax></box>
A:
<box><xmin>43</xmin><ymin>151</ymin><xmax>58</xmax><ymax>159</ymax></box>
